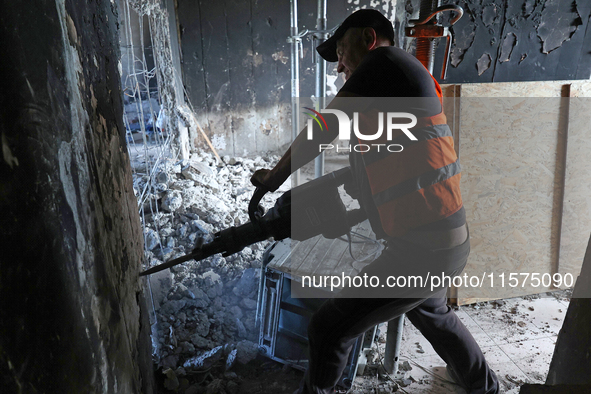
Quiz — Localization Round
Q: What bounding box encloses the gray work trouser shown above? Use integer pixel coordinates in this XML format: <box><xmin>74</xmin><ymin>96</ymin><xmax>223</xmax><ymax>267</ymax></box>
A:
<box><xmin>300</xmin><ymin>234</ymin><xmax>499</xmax><ymax>394</ymax></box>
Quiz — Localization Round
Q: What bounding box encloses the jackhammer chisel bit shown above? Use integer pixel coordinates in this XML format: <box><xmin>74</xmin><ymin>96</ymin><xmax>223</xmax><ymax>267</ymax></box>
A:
<box><xmin>139</xmin><ymin>236</ymin><xmax>206</xmax><ymax>276</ymax></box>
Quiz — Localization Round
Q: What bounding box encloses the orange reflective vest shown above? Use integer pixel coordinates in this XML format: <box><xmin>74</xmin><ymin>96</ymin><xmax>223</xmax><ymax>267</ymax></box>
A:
<box><xmin>353</xmin><ymin>84</ymin><xmax>462</xmax><ymax>238</ymax></box>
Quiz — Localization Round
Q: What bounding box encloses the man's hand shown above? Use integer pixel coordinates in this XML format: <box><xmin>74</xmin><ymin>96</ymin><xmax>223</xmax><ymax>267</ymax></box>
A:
<box><xmin>249</xmin><ymin>91</ymin><xmax>364</xmax><ymax>193</ymax></box>
<box><xmin>250</xmin><ymin>168</ymin><xmax>279</xmax><ymax>192</ymax></box>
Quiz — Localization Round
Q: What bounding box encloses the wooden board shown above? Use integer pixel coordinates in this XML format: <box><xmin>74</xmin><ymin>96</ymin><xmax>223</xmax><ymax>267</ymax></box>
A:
<box><xmin>559</xmin><ymin>82</ymin><xmax>591</xmax><ymax>278</ymax></box>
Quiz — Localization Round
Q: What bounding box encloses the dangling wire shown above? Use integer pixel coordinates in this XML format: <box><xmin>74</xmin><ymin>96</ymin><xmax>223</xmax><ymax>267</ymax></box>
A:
<box><xmin>341</xmin><ymin>231</ymin><xmax>382</xmax><ymax>263</ymax></box>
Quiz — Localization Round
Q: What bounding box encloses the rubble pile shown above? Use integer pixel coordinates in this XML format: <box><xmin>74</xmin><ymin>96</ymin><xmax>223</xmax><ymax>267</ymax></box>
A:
<box><xmin>134</xmin><ymin>150</ymin><xmax>289</xmax><ymax>392</ymax></box>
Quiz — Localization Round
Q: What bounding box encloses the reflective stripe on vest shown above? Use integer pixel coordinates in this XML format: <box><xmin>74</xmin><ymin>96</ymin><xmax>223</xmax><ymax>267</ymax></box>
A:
<box><xmin>355</xmin><ymin>103</ymin><xmax>462</xmax><ymax>237</ymax></box>
<box><xmin>361</xmin><ymin>123</ymin><xmax>452</xmax><ymax>167</ymax></box>
<box><xmin>372</xmin><ymin>159</ymin><xmax>461</xmax><ymax>207</ymax></box>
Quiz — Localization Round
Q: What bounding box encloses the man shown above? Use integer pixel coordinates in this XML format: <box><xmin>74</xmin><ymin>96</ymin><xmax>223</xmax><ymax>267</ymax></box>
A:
<box><xmin>251</xmin><ymin>9</ymin><xmax>499</xmax><ymax>394</ymax></box>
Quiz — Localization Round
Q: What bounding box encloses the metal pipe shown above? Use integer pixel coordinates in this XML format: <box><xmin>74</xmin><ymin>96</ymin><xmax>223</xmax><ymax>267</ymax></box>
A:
<box><xmin>410</xmin><ymin>4</ymin><xmax>463</xmax><ymax>26</ymax></box>
<box><xmin>415</xmin><ymin>0</ymin><xmax>440</xmax><ymax>73</ymax></box>
<box><xmin>290</xmin><ymin>0</ymin><xmax>301</xmax><ymax>186</ymax></box>
<box><xmin>384</xmin><ymin>314</ymin><xmax>405</xmax><ymax>375</ymax></box>
<box><xmin>264</xmin><ymin>287</ymin><xmax>277</xmax><ymax>340</ymax></box>
<box><xmin>256</xmin><ymin>247</ymin><xmax>273</xmax><ymax>327</ymax></box>
<box><xmin>314</xmin><ymin>0</ymin><xmax>327</xmax><ymax>179</ymax></box>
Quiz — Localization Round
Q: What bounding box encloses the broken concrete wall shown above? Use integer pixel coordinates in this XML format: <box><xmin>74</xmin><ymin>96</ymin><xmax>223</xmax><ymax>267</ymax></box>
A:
<box><xmin>397</xmin><ymin>0</ymin><xmax>591</xmax><ymax>83</ymax></box>
<box><xmin>119</xmin><ymin>0</ymin><xmax>191</xmax><ymax>160</ymax></box>
<box><xmin>0</xmin><ymin>0</ymin><xmax>155</xmax><ymax>392</ymax></box>
<box><xmin>119</xmin><ymin>6</ymin><xmax>158</xmax><ymax>93</ymax></box>
<box><xmin>176</xmin><ymin>0</ymin><xmax>395</xmax><ymax>157</ymax></box>
<box><xmin>173</xmin><ymin>0</ymin><xmax>591</xmax><ymax>157</ymax></box>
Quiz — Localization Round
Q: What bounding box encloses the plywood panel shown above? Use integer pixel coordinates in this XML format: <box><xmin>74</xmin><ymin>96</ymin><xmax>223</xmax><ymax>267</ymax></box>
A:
<box><xmin>460</xmin><ymin>81</ymin><xmax>565</xmax><ymax>97</ymax></box>
<box><xmin>441</xmin><ymin>84</ymin><xmax>461</xmax><ymax>158</ymax></box>
<box><xmin>457</xmin><ymin>95</ymin><xmax>563</xmax><ymax>303</ymax></box>
<box><xmin>442</xmin><ymin>80</ymin><xmax>591</xmax><ymax>304</ymax></box>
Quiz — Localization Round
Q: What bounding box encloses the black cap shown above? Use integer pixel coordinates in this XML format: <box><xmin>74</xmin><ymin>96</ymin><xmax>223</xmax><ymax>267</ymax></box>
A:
<box><xmin>316</xmin><ymin>9</ymin><xmax>394</xmax><ymax>62</ymax></box>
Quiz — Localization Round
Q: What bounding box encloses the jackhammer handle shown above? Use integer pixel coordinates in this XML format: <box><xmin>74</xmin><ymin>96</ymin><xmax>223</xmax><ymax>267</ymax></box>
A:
<box><xmin>248</xmin><ymin>187</ymin><xmax>268</xmax><ymax>223</ymax></box>
<box><xmin>346</xmin><ymin>208</ymin><xmax>368</xmax><ymax>228</ymax></box>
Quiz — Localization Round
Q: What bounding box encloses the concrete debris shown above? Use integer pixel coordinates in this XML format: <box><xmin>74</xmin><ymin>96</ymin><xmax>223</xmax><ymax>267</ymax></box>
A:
<box><xmin>136</xmin><ymin>150</ymin><xmax>285</xmax><ymax>390</ymax></box>
<box><xmin>169</xmin><ymin>283</ymin><xmax>196</xmax><ymax>300</ymax></box>
<box><xmin>398</xmin><ymin>360</ymin><xmax>412</xmax><ymax>372</ymax></box>
<box><xmin>235</xmin><ymin>318</ymin><xmax>247</xmax><ymax>338</ymax></box>
<box><xmin>352</xmin><ymin>376</ymin><xmax>399</xmax><ymax>394</ymax></box>
<box><xmin>190</xmin><ymin>334</ymin><xmax>213</xmax><ymax>349</ymax></box>
<box><xmin>162</xmin><ymin>190</ymin><xmax>183</xmax><ymax>212</ymax></box>
<box><xmin>399</xmin><ymin>378</ymin><xmax>414</xmax><ymax>387</ymax></box>
<box><xmin>186</xmin><ymin>158</ymin><xmax>216</xmax><ymax>177</ymax></box>
<box><xmin>205</xmin><ymin>378</ymin><xmax>225</xmax><ymax>394</ymax></box>
<box><xmin>415</xmin><ymin>342</ymin><xmax>425</xmax><ymax>354</ymax></box>
<box><xmin>235</xmin><ymin>340</ymin><xmax>260</xmax><ymax>364</ymax></box>
<box><xmin>160</xmin><ymin>299</ymin><xmax>188</xmax><ymax>315</ymax></box>
<box><xmin>183</xmin><ymin>345</ymin><xmax>224</xmax><ymax>370</ymax></box>
<box><xmin>156</xmin><ymin>171</ymin><xmax>169</xmax><ymax>184</ymax></box>
<box><xmin>181</xmin><ymin>166</ymin><xmax>200</xmax><ymax>182</ymax></box>
<box><xmin>226</xmin><ymin>348</ymin><xmax>238</xmax><ymax>370</ymax></box>
<box><xmin>233</xmin><ymin>268</ymin><xmax>259</xmax><ymax>297</ymax></box>
<box><xmin>201</xmin><ymin>269</ymin><xmax>221</xmax><ymax>283</ymax></box>
<box><xmin>163</xmin><ymin>368</ymin><xmax>180</xmax><ymax>390</ymax></box>
<box><xmin>144</xmin><ymin>228</ymin><xmax>160</xmax><ymax>250</ymax></box>
<box><xmin>240</xmin><ymin>298</ymin><xmax>257</xmax><ymax>310</ymax></box>
<box><xmin>491</xmin><ymin>300</ymin><xmax>506</xmax><ymax>308</ymax></box>
<box><xmin>161</xmin><ymin>354</ymin><xmax>180</xmax><ymax>370</ymax></box>
<box><xmin>229</xmin><ymin>305</ymin><xmax>243</xmax><ymax>320</ymax></box>
<box><xmin>148</xmin><ymin>268</ymin><xmax>172</xmax><ymax>308</ymax></box>
<box><xmin>349</xmin><ymin>291</ymin><xmax>571</xmax><ymax>393</ymax></box>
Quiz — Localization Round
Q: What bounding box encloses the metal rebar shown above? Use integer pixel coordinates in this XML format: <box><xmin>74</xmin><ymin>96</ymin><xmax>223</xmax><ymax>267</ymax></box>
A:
<box><xmin>384</xmin><ymin>314</ymin><xmax>405</xmax><ymax>375</ymax></box>
<box><xmin>314</xmin><ymin>0</ymin><xmax>327</xmax><ymax>179</ymax></box>
<box><xmin>415</xmin><ymin>0</ymin><xmax>440</xmax><ymax>73</ymax></box>
<box><xmin>290</xmin><ymin>0</ymin><xmax>301</xmax><ymax>186</ymax></box>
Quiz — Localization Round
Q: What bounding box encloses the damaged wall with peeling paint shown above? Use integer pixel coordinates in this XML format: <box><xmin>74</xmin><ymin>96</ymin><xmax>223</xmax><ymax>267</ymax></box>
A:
<box><xmin>397</xmin><ymin>0</ymin><xmax>591</xmax><ymax>83</ymax></box>
<box><xmin>176</xmin><ymin>0</ymin><xmax>396</xmax><ymax>157</ymax></box>
<box><xmin>176</xmin><ymin>0</ymin><xmax>591</xmax><ymax>157</ymax></box>
<box><xmin>0</xmin><ymin>0</ymin><xmax>155</xmax><ymax>392</ymax></box>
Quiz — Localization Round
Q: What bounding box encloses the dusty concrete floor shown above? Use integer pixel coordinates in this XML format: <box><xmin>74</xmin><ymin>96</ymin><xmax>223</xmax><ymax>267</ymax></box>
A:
<box><xmin>232</xmin><ymin>292</ymin><xmax>569</xmax><ymax>394</ymax></box>
<box><xmin>367</xmin><ymin>292</ymin><xmax>569</xmax><ymax>394</ymax></box>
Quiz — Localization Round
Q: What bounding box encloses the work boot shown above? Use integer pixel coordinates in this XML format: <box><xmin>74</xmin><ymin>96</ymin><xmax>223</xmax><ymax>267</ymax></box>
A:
<box><xmin>446</xmin><ymin>364</ymin><xmax>469</xmax><ymax>392</ymax></box>
<box><xmin>446</xmin><ymin>364</ymin><xmax>500</xmax><ymax>394</ymax></box>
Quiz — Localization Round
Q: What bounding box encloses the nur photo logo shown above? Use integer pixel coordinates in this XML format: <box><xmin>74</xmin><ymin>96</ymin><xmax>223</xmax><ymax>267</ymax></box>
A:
<box><xmin>303</xmin><ymin>108</ymin><xmax>419</xmax><ymax>153</ymax></box>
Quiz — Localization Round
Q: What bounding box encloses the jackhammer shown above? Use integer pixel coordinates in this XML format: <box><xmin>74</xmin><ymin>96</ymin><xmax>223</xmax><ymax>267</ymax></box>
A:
<box><xmin>139</xmin><ymin>167</ymin><xmax>366</xmax><ymax>276</ymax></box>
